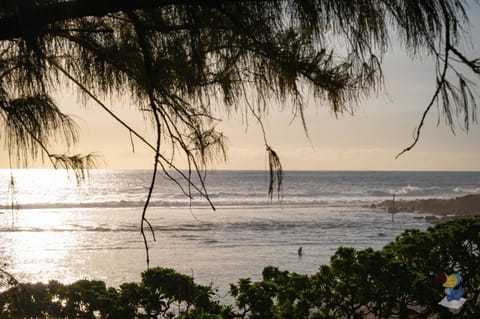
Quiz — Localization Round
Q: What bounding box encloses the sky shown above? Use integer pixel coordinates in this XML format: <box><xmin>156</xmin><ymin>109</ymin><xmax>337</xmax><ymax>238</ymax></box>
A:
<box><xmin>2</xmin><ymin>6</ymin><xmax>480</xmax><ymax>171</ymax></box>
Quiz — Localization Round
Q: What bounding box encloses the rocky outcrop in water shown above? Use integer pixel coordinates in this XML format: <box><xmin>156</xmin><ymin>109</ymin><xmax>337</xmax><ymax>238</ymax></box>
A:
<box><xmin>374</xmin><ymin>194</ymin><xmax>480</xmax><ymax>216</ymax></box>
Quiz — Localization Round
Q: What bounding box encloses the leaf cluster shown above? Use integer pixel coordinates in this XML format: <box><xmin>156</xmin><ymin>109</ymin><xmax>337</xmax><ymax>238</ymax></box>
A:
<box><xmin>0</xmin><ymin>267</ymin><xmax>232</xmax><ymax>319</ymax></box>
<box><xmin>1</xmin><ymin>0</ymin><xmax>478</xmax><ymax>175</ymax></box>
<box><xmin>230</xmin><ymin>217</ymin><xmax>480</xmax><ymax>319</ymax></box>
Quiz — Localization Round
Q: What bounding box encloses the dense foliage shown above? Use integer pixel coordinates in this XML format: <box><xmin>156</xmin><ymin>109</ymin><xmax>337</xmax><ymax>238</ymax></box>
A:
<box><xmin>0</xmin><ymin>267</ymin><xmax>233</xmax><ymax>319</ymax></box>
<box><xmin>1</xmin><ymin>0</ymin><xmax>480</xmax><ymax>185</ymax></box>
<box><xmin>1</xmin><ymin>217</ymin><xmax>478</xmax><ymax>318</ymax></box>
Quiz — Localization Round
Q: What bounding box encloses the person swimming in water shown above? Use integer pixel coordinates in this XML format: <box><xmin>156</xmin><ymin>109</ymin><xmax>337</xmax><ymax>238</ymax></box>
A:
<box><xmin>298</xmin><ymin>246</ymin><xmax>303</xmax><ymax>256</ymax></box>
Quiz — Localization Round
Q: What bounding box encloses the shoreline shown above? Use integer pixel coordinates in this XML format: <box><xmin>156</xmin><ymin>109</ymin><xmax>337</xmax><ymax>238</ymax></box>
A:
<box><xmin>374</xmin><ymin>194</ymin><xmax>480</xmax><ymax>221</ymax></box>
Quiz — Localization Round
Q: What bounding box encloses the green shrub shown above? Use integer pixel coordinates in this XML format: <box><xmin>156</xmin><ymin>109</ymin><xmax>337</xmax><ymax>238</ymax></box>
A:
<box><xmin>0</xmin><ymin>268</ymin><xmax>232</xmax><ymax>318</ymax></box>
<box><xmin>230</xmin><ymin>217</ymin><xmax>480</xmax><ymax>319</ymax></box>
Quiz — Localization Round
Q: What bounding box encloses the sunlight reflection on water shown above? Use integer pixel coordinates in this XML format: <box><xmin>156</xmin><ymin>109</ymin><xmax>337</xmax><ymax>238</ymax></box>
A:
<box><xmin>4</xmin><ymin>169</ymin><xmax>463</xmax><ymax>296</ymax></box>
<box><xmin>1</xmin><ymin>205</ymin><xmax>429</xmax><ymax>297</ymax></box>
<box><xmin>4</xmin><ymin>231</ymin><xmax>79</xmax><ymax>283</ymax></box>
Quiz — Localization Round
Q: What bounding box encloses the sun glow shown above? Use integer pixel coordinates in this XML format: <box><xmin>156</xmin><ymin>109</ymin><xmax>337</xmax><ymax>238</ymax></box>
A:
<box><xmin>0</xmin><ymin>169</ymin><xmax>87</xmax><ymax>283</ymax></box>
<box><xmin>0</xmin><ymin>208</ymin><xmax>82</xmax><ymax>284</ymax></box>
<box><xmin>1</xmin><ymin>169</ymin><xmax>89</xmax><ymax>210</ymax></box>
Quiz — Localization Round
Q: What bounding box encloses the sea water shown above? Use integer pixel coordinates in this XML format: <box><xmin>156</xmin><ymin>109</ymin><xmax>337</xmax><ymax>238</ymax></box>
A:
<box><xmin>1</xmin><ymin>169</ymin><xmax>479</xmax><ymax>294</ymax></box>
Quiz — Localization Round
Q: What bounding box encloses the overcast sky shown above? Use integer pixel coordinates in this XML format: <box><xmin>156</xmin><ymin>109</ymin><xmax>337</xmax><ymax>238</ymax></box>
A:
<box><xmin>2</xmin><ymin>6</ymin><xmax>480</xmax><ymax>171</ymax></box>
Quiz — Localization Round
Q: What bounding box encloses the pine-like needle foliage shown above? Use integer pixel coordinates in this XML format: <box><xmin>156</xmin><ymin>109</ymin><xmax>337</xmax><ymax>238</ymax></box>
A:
<box><xmin>1</xmin><ymin>0</ymin><xmax>479</xmax><ymax>187</ymax></box>
<box><xmin>1</xmin><ymin>0</ymin><xmax>479</xmax><ymax>265</ymax></box>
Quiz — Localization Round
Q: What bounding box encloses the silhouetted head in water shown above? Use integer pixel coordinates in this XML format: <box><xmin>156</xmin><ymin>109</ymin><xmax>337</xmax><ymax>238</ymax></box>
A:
<box><xmin>298</xmin><ymin>246</ymin><xmax>303</xmax><ymax>256</ymax></box>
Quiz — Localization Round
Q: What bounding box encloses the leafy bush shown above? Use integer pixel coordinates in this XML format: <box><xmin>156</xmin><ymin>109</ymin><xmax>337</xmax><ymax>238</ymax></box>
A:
<box><xmin>0</xmin><ymin>217</ymin><xmax>479</xmax><ymax>318</ymax></box>
<box><xmin>0</xmin><ymin>268</ymin><xmax>233</xmax><ymax>318</ymax></box>
<box><xmin>231</xmin><ymin>217</ymin><xmax>480</xmax><ymax>319</ymax></box>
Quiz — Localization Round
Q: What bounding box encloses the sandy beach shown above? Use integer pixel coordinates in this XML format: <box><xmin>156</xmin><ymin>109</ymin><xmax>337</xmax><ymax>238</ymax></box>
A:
<box><xmin>374</xmin><ymin>194</ymin><xmax>480</xmax><ymax>219</ymax></box>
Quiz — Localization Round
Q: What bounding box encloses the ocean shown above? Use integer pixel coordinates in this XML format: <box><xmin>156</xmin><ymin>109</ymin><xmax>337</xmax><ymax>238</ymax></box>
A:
<box><xmin>1</xmin><ymin>169</ymin><xmax>479</xmax><ymax>295</ymax></box>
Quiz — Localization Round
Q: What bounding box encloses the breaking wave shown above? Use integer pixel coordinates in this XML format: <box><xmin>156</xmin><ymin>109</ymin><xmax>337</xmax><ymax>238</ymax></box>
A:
<box><xmin>0</xmin><ymin>198</ymin><xmax>363</xmax><ymax>210</ymax></box>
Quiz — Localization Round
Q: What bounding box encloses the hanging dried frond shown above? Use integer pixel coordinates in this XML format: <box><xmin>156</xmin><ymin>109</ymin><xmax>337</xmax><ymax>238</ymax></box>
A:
<box><xmin>49</xmin><ymin>153</ymin><xmax>98</xmax><ymax>184</ymax></box>
<box><xmin>266</xmin><ymin>145</ymin><xmax>283</xmax><ymax>201</ymax></box>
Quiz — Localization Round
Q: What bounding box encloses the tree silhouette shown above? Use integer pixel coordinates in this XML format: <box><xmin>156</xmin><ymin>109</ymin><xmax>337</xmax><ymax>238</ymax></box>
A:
<box><xmin>1</xmin><ymin>0</ymin><xmax>479</xmax><ymax>265</ymax></box>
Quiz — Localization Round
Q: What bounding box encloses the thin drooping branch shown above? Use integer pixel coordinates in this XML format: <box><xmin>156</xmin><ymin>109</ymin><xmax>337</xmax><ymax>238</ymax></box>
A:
<box><xmin>239</xmin><ymin>79</ymin><xmax>283</xmax><ymax>200</ymax></box>
<box><xmin>53</xmin><ymin>55</ymin><xmax>226</xmax><ymax>264</ymax></box>
<box><xmin>396</xmin><ymin>6</ymin><xmax>452</xmax><ymax>159</ymax></box>
<box><xmin>130</xmin><ymin>11</ymin><xmax>161</xmax><ymax>268</ymax></box>
<box><xmin>448</xmin><ymin>45</ymin><xmax>480</xmax><ymax>74</ymax></box>
<box><xmin>150</xmin><ymin>95</ymin><xmax>219</xmax><ymax>207</ymax></box>
<box><xmin>395</xmin><ymin>75</ymin><xmax>446</xmax><ymax>159</ymax></box>
<box><xmin>51</xmin><ymin>60</ymin><xmax>154</xmax><ymax>149</ymax></box>
<box><xmin>141</xmin><ymin>103</ymin><xmax>160</xmax><ymax>268</ymax></box>
<box><xmin>51</xmin><ymin>60</ymin><xmax>215</xmax><ymax>208</ymax></box>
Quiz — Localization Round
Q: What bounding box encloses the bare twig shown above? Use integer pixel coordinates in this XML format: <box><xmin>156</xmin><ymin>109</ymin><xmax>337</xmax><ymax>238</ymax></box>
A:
<box><xmin>51</xmin><ymin>60</ymin><xmax>215</xmax><ymax>207</ymax></box>
<box><xmin>396</xmin><ymin>7</ymin><xmax>452</xmax><ymax>159</ymax></box>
